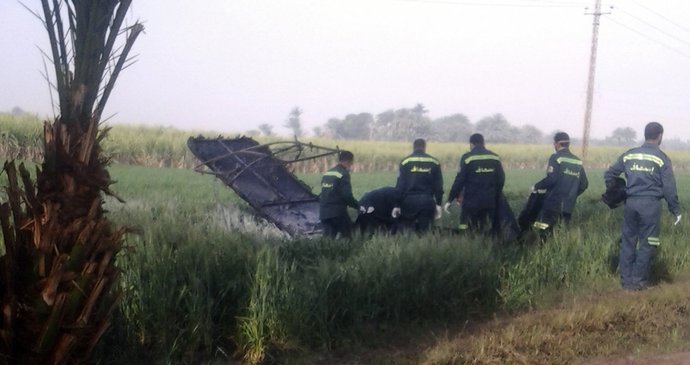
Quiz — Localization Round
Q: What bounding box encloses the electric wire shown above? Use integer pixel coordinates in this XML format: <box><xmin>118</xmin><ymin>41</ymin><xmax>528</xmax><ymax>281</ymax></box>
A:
<box><xmin>628</xmin><ymin>0</ymin><xmax>690</xmax><ymax>36</ymax></box>
<box><xmin>393</xmin><ymin>0</ymin><xmax>584</xmax><ymax>8</ymax></box>
<box><xmin>616</xmin><ymin>7</ymin><xmax>690</xmax><ymax>48</ymax></box>
<box><xmin>606</xmin><ymin>16</ymin><xmax>690</xmax><ymax>60</ymax></box>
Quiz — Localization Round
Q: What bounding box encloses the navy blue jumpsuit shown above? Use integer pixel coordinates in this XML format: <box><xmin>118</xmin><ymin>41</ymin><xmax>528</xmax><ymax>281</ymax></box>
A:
<box><xmin>605</xmin><ymin>142</ymin><xmax>680</xmax><ymax>290</ymax></box>
<box><xmin>533</xmin><ymin>148</ymin><xmax>588</xmax><ymax>236</ymax></box>
<box><xmin>319</xmin><ymin>163</ymin><xmax>359</xmax><ymax>239</ymax></box>
<box><xmin>447</xmin><ymin>146</ymin><xmax>505</xmax><ymax>233</ymax></box>
<box><xmin>395</xmin><ymin>151</ymin><xmax>444</xmax><ymax>233</ymax></box>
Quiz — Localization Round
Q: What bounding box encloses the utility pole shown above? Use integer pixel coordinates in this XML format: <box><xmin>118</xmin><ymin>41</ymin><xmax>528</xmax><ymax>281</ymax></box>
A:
<box><xmin>581</xmin><ymin>0</ymin><xmax>607</xmax><ymax>161</ymax></box>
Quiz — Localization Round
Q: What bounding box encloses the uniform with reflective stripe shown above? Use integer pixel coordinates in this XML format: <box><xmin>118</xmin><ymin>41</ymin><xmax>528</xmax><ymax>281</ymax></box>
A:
<box><xmin>606</xmin><ymin>141</ymin><xmax>680</xmax><ymax>289</ymax></box>
<box><xmin>396</xmin><ymin>151</ymin><xmax>444</xmax><ymax>205</ymax></box>
<box><xmin>319</xmin><ymin>164</ymin><xmax>359</xmax><ymax>220</ymax></box>
<box><xmin>605</xmin><ymin>143</ymin><xmax>679</xmax><ymax>211</ymax></box>
<box><xmin>534</xmin><ymin>147</ymin><xmax>588</xmax><ymax>215</ymax></box>
<box><xmin>448</xmin><ymin>146</ymin><xmax>505</xmax><ymax>210</ymax></box>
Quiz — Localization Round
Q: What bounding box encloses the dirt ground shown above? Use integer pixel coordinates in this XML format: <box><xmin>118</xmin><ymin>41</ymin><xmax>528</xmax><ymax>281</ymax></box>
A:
<box><xmin>582</xmin><ymin>352</ymin><xmax>690</xmax><ymax>365</ymax></box>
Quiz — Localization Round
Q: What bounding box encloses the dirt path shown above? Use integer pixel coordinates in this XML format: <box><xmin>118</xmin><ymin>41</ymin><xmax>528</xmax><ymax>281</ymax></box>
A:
<box><xmin>582</xmin><ymin>352</ymin><xmax>690</xmax><ymax>365</ymax></box>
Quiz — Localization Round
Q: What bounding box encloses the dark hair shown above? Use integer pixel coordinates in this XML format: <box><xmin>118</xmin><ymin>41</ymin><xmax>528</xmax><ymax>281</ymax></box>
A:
<box><xmin>413</xmin><ymin>138</ymin><xmax>426</xmax><ymax>151</ymax></box>
<box><xmin>644</xmin><ymin>122</ymin><xmax>664</xmax><ymax>140</ymax></box>
<box><xmin>554</xmin><ymin>132</ymin><xmax>570</xmax><ymax>147</ymax></box>
<box><xmin>338</xmin><ymin>150</ymin><xmax>354</xmax><ymax>162</ymax></box>
<box><xmin>469</xmin><ymin>133</ymin><xmax>484</xmax><ymax>146</ymax></box>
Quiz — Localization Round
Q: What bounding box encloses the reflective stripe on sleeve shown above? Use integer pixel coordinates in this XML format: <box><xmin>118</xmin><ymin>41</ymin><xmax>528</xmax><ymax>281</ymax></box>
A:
<box><xmin>323</xmin><ymin>171</ymin><xmax>343</xmax><ymax>178</ymax></box>
<box><xmin>402</xmin><ymin>156</ymin><xmax>440</xmax><ymax>165</ymax></box>
<box><xmin>556</xmin><ymin>157</ymin><xmax>583</xmax><ymax>165</ymax></box>
<box><xmin>623</xmin><ymin>153</ymin><xmax>664</xmax><ymax>168</ymax></box>
<box><xmin>464</xmin><ymin>154</ymin><xmax>501</xmax><ymax>164</ymax></box>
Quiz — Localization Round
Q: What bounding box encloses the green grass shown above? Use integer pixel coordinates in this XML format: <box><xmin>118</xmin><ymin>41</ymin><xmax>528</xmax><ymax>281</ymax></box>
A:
<box><xmin>80</xmin><ymin>163</ymin><xmax>690</xmax><ymax>364</ymax></box>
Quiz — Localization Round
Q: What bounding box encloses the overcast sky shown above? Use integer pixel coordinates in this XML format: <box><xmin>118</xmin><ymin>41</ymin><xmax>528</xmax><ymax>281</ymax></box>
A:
<box><xmin>2</xmin><ymin>0</ymin><xmax>690</xmax><ymax>140</ymax></box>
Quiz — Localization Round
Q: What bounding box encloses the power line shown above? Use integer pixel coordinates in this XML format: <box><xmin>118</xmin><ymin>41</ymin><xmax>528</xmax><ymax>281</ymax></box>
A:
<box><xmin>616</xmin><ymin>7</ymin><xmax>690</xmax><ymax>49</ymax></box>
<box><xmin>606</xmin><ymin>16</ymin><xmax>690</xmax><ymax>60</ymax></box>
<box><xmin>628</xmin><ymin>0</ymin><xmax>690</xmax><ymax>36</ymax></box>
<box><xmin>393</xmin><ymin>0</ymin><xmax>585</xmax><ymax>8</ymax></box>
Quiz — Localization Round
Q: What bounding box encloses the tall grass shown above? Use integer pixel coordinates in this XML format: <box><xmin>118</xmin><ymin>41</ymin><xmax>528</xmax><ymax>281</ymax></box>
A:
<box><xmin>85</xmin><ymin>162</ymin><xmax>690</xmax><ymax>364</ymax></box>
<box><xmin>4</xmin><ymin>113</ymin><xmax>690</xmax><ymax>172</ymax></box>
<box><xmin>0</xmin><ymin>114</ymin><xmax>681</xmax><ymax>363</ymax></box>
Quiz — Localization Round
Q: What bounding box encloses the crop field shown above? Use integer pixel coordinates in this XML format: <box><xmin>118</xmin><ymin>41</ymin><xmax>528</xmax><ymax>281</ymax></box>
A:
<box><xmin>3</xmin><ymin>114</ymin><xmax>690</xmax><ymax>363</ymax></box>
<box><xmin>88</xmin><ymin>163</ymin><xmax>690</xmax><ymax>364</ymax></box>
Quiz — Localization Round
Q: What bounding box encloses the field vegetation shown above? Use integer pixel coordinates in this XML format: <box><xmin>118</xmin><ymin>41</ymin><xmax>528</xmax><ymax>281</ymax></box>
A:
<box><xmin>78</xmin><ymin>163</ymin><xmax>690</xmax><ymax>364</ymax></box>
<box><xmin>2</xmin><ymin>113</ymin><xmax>690</xmax><ymax>363</ymax></box>
<box><xmin>4</xmin><ymin>112</ymin><xmax>690</xmax><ymax>173</ymax></box>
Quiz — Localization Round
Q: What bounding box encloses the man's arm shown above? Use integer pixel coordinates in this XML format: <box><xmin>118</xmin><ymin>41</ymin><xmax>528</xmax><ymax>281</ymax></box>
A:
<box><xmin>339</xmin><ymin>173</ymin><xmax>359</xmax><ymax>209</ymax></box>
<box><xmin>534</xmin><ymin>154</ymin><xmax>559</xmax><ymax>190</ymax></box>
<box><xmin>448</xmin><ymin>160</ymin><xmax>466</xmax><ymax>202</ymax></box>
<box><xmin>434</xmin><ymin>163</ymin><xmax>444</xmax><ymax>206</ymax></box>
<box><xmin>496</xmin><ymin>160</ymin><xmax>506</xmax><ymax>193</ymax></box>
<box><xmin>604</xmin><ymin>155</ymin><xmax>625</xmax><ymax>187</ymax></box>
<box><xmin>661</xmin><ymin>159</ymin><xmax>681</xmax><ymax>216</ymax></box>
<box><xmin>578</xmin><ymin>167</ymin><xmax>589</xmax><ymax>195</ymax></box>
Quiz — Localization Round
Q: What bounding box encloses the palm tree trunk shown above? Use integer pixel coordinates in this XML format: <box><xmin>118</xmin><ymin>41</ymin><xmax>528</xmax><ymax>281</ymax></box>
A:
<box><xmin>0</xmin><ymin>1</ymin><xmax>142</xmax><ymax>363</ymax></box>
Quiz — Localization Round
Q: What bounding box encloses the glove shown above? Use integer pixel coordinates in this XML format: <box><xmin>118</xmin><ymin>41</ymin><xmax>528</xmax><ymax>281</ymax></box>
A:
<box><xmin>529</xmin><ymin>185</ymin><xmax>536</xmax><ymax>194</ymax></box>
<box><xmin>435</xmin><ymin>205</ymin><xmax>442</xmax><ymax>220</ymax></box>
<box><xmin>366</xmin><ymin>206</ymin><xmax>375</xmax><ymax>214</ymax></box>
<box><xmin>391</xmin><ymin>207</ymin><xmax>401</xmax><ymax>218</ymax></box>
<box><xmin>674</xmin><ymin>215</ymin><xmax>682</xmax><ymax>226</ymax></box>
<box><xmin>359</xmin><ymin>206</ymin><xmax>366</xmax><ymax>214</ymax></box>
<box><xmin>443</xmin><ymin>201</ymin><xmax>452</xmax><ymax>214</ymax></box>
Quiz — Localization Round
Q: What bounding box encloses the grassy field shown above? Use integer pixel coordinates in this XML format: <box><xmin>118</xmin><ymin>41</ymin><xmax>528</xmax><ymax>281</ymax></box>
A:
<box><xmin>82</xmin><ymin>163</ymin><xmax>690</xmax><ymax>364</ymax></box>
<box><xmin>5</xmin><ymin>112</ymin><xmax>690</xmax><ymax>173</ymax></box>
<box><xmin>3</xmin><ymin>113</ymin><xmax>690</xmax><ymax>363</ymax></box>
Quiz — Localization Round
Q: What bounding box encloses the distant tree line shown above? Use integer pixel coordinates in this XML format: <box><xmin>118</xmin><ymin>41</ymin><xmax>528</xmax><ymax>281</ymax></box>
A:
<box><xmin>5</xmin><ymin>106</ymin><xmax>690</xmax><ymax>149</ymax></box>
<box><xmin>244</xmin><ymin>104</ymin><xmax>690</xmax><ymax>149</ymax></box>
<box><xmin>257</xmin><ymin>103</ymin><xmax>549</xmax><ymax>144</ymax></box>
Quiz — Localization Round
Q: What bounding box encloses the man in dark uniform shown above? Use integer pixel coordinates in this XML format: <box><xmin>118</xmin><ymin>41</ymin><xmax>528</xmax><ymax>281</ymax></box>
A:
<box><xmin>393</xmin><ymin>138</ymin><xmax>444</xmax><ymax>234</ymax></box>
<box><xmin>605</xmin><ymin>122</ymin><xmax>681</xmax><ymax>291</ymax></box>
<box><xmin>445</xmin><ymin>133</ymin><xmax>505</xmax><ymax>234</ymax></box>
<box><xmin>355</xmin><ymin>186</ymin><xmax>400</xmax><ymax>235</ymax></box>
<box><xmin>319</xmin><ymin>150</ymin><xmax>360</xmax><ymax>239</ymax></box>
<box><xmin>532</xmin><ymin>132</ymin><xmax>588</xmax><ymax>238</ymax></box>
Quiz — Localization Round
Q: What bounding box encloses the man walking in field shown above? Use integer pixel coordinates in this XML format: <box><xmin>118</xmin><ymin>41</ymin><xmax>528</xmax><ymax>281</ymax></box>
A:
<box><xmin>445</xmin><ymin>133</ymin><xmax>505</xmax><ymax>234</ymax></box>
<box><xmin>393</xmin><ymin>138</ymin><xmax>444</xmax><ymax>234</ymax></box>
<box><xmin>605</xmin><ymin>122</ymin><xmax>681</xmax><ymax>291</ymax></box>
<box><xmin>319</xmin><ymin>150</ymin><xmax>360</xmax><ymax>239</ymax></box>
<box><xmin>532</xmin><ymin>132</ymin><xmax>588</xmax><ymax>238</ymax></box>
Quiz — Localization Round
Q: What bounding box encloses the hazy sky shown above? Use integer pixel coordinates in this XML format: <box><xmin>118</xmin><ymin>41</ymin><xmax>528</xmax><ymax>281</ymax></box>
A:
<box><xmin>2</xmin><ymin>0</ymin><xmax>690</xmax><ymax>140</ymax></box>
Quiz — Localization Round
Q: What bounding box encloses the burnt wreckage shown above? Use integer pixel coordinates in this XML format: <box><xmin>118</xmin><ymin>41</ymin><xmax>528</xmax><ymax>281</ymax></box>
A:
<box><xmin>187</xmin><ymin>136</ymin><xmax>340</xmax><ymax>236</ymax></box>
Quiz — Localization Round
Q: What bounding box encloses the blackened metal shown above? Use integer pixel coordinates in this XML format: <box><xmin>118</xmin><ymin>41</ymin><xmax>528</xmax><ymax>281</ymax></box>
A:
<box><xmin>187</xmin><ymin>136</ymin><xmax>339</xmax><ymax>236</ymax></box>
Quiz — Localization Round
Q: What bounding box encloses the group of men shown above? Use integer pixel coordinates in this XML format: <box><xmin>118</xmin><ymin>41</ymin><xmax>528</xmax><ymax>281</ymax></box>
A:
<box><xmin>319</xmin><ymin>132</ymin><xmax>589</xmax><ymax>239</ymax></box>
<box><xmin>319</xmin><ymin>122</ymin><xmax>681</xmax><ymax>291</ymax></box>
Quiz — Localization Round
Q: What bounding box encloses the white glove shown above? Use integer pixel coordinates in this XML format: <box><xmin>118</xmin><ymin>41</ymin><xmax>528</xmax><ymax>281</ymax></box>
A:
<box><xmin>359</xmin><ymin>206</ymin><xmax>366</xmax><ymax>214</ymax></box>
<box><xmin>391</xmin><ymin>207</ymin><xmax>401</xmax><ymax>218</ymax></box>
<box><xmin>674</xmin><ymin>215</ymin><xmax>682</xmax><ymax>226</ymax></box>
<box><xmin>366</xmin><ymin>206</ymin><xmax>375</xmax><ymax>214</ymax></box>
<box><xmin>443</xmin><ymin>201</ymin><xmax>452</xmax><ymax>214</ymax></box>
<box><xmin>435</xmin><ymin>205</ymin><xmax>442</xmax><ymax>220</ymax></box>
<box><xmin>529</xmin><ymin>185</ymin><xmax>536</xmax><ymax>194</ymax></box>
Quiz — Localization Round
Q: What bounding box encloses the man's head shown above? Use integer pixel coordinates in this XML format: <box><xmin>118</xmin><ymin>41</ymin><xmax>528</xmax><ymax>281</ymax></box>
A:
<box><xmin>413</xmin><ymin>138</ymin><xmax>426</xmax><ymax>152</ymax></box>
<box><xmin>553</xmin><ymin>132</ymin><xmax>570</xmax><ymax>150</ymax></box>
<box><xmin>469</xmin><ymin>133</ymin><xmax>484</xmax><ymax>148</ymax></box>
<box><xmin>338</xmin><ymin>150</ymin><xmax>354</xmax><ymax>169</ymax></box>
<box><xmin>644</xmin><ymin>122</ymin><xmax>664</xmax><ymax>145</ymax></box>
